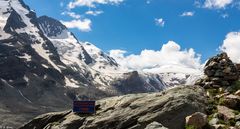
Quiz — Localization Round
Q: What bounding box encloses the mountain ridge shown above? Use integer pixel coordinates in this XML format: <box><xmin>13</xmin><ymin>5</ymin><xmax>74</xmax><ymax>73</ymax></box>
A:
<box><xmin>0</xmin><ymin>0</ymin><xmax>173</xmax><ymax>128</ymax></box>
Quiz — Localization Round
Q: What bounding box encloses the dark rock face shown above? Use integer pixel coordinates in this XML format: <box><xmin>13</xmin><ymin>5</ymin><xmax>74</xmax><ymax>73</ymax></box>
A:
<box><xmin>113</xmin><ymin>71</ymin><xmax>166</xmax><ymax>94</ymax></box>
<box><xmin>78</xmin><ymin>45</ymin><xmax>94</xmax><ymax>65</ymax></box>
<box><xmin>99</xmin><ymin>51</ymin><xmax>119</xmax><ymax>67</ymax></box>
<box><xmin>196</xmin><ymin>52</ymin><xmax>239</xmax><ymax>88</ymax></box>
<box><xmin>20</xmin><ymin>86</ymin><xmax>207</xmax><ymax>129</ymax></box>
<box><xmin>38</xmin><ymin>16</ymin><xmax>67</xmax><ymax>37</ymax></box>
<box><xmin>0</xmin><ymin>4</ymin><xmax>66</xmax><ymax>87</ymax></box>
<box><xmin>3</xmin><ymin>8</ymin><xmax>27</xmax><ymax>33</ymax></box>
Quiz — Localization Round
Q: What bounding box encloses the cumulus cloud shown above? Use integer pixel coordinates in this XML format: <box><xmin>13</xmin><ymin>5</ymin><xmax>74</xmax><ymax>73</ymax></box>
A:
<box><xmin>155</xmin><ymin>18</ymin><xmax>165</xmax><ymax>27</ymax></box>
<box><xmin>64</xmin><ymin>0</ymin><xmax>124</xmax><ymax>32</ymax></box>
<box><xmin>194</xmin><ymin>1</ymin><xmax>202</xmax><ymax>8</ymax></box>
<box><xmin>220</xmin><ymin>32</ymin><xmax>240</xmax><ymax>63</ymax></box>
<box><xmin>203</xmin><ymin>0</ymin><xmax>233</xmax><ymax>9</ymax></box>
<box><xmin>85</xmin><ymin>10</ymin><xmax>104</xmax><ymax>16</ymax></box>
<box><xmin>109</xmin><ymin>41</ymin><xmax>202</xmax><ymax>73</ymax></box>
<box><xmin>180</xmin><ymin>11</ymin><xmax>195</xmax><ymax>17</ymax></box>
<box><xmin>61</xmin><ymin>11</ymin><xmax>81</xmax><ymax>19</ymax></box>
<box><xmin>68</xmin><ymin>0</ymin><xmax>124</xmax><ymax>9</ymax></box>
<box><xmin>109</xmin><ymin>49</ymin><xmax>127</xmax><ymax>59</ymax></box>
<box><xmin>61</xmin><ymin>19</ymin><xmax>92</xmax><ymax>32</ymax></box>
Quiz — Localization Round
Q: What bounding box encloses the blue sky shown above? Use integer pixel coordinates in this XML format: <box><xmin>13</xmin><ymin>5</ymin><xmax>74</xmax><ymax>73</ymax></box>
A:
<box><xmin>24</xmin><ymin>0</ymin><xmax>240</xmax><ymax>62</ymax></box>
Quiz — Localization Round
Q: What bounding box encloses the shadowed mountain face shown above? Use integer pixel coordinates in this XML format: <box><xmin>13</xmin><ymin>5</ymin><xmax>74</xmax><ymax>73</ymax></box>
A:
<box><xmin>0</xmin><ymin>0</ymin><xmax>99</xmax><ymax>127</ymax></box>
<box><xmin>0</xmin><ymin>0</ymin><xmax>169</xmax><ymax>128</ymax></box>
<box><xmin>37</xmin><ymin>16</ymin><xmax>67</xmax><ymax>37</ymax></box>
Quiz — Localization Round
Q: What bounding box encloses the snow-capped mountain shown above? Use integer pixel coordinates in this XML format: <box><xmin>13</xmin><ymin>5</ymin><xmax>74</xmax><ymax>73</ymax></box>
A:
<box><xmin>0</xmin><ymin>0</ymin><xmax>67</xmax><ymax>87</ymax></box>
<box><xmin>38</xmin><ymin>16</ymin><xmax>96</xmax><ymax>87</ymax></box>
<box><xmin>37</xmin><ymin>15</ymin><xmax>167</xmax><ymax>93</ymax></box>
<box><xmin>82</xmin><ymin>42</ymin><xmax>120</xmax><ymax>73</ymax></box>
<box><xmin>0</xmin><ymin>0</ymin><xmax>77</xmax><ymax>127</ymax></box>
<box><xmin>38</xmin><ymin>16</ymin><xmax>119</xmax><ymax>74</ymax></box>
<box><xmin>0</xmin><ymin>0</ymin><xmax>200</xmax><ymax>102</ymax></box>
<box><xmin>37</xmin><ymin>16</ymin><xmax>118</xmax><ymax>90</ymax></box>
<box><xmin>0</xmin><ymin>0</ymin><xmax>200</xmax><ymax>127</ymax></box>
<box><xmin>143</xmin><ymin>64</ymin><xmax>202</xmax><ymax>86</ymax></box>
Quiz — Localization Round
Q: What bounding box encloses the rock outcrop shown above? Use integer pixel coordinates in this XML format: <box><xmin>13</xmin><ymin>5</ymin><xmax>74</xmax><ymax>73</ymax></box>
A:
<box><xmin>196</xmin><ymin>52</ymin><xmax>239</xmax><ymax>88</ymax></box>
<box><xmin>145</xmin><ymin>122</ymin><xmax>168</xmax><ymax>129</ymax></box>
<box><xmin>20</xmin><ymin>86</ymin><xmax>207</xmax><ymax>129</ymax></box>
<box><xmin>193</xmin><ymin>53</ymin><xmax>240</xmax><ymax>129</ymax></box>
<box><xmin>185</xmin><ymin>112</ymin><xmax>207</xmax><ymax>128</ymax></box>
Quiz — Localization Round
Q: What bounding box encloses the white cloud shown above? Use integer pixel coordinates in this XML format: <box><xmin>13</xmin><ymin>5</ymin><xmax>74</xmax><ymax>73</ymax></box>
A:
<box><xmin>180</xmin><ymin>11</ymin><xmax>195</xmax><ymax>17</ymax></box>
<box><xmin>109</xmin><ymin>49</ymin><xmax>127</xmax><ymax>63</ymax></box>
<box><xmin>68</xmin><ymin>0</ymin><xmax>124</xmax><ymax>9</ymax></box>
<box><xmin>109</xmin><ymin>41</ymin><xmax>202</xmax><ymax>73</ymax></box>
<box><xmin>155</xmin><ymin>18</ymin><xmax>165</xmax><ymax>27</ymax></box>
<box><xmin>85</xmin><ymin>10</ymin><xmax>104</xmax><ymax>16</ymax></box>
<box><xmin>61</xmin><ymin>19</ymin><xmax>92</xmax><ymax>32</ymax></box>
<box><xmin>61</xmin><ymin>11</ymin><xmax>81</xmax><ymax>19</ymax></box>
<box><xmin>194</xmin><ymin>1</ymin><xmax>202</xmax><ymax>8</ymax></box>
<box><xmin>65</xmin><ymin>0</ymin><xmax>124</xmax><ymax>33</ymax></box>
<box><xmin>220</xmin><ymin>32</ymin><xmax>240</xmax><ymax>63</ymax></box>
<box><xmin>204</xmin><ymin>0</ymin><xmax>233</xmax><ymax>9</ymax></box>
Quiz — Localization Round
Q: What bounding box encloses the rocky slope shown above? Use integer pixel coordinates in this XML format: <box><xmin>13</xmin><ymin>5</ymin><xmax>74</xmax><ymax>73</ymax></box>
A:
<box><xmin>20</xmin><ymin>85</ymin><xmax>207</xmax><ymax>129</ymax></box>
<box><xmin>185</xmin><ymin>52</ymin><xmax>240</xmax><ymax>129</ymax></box>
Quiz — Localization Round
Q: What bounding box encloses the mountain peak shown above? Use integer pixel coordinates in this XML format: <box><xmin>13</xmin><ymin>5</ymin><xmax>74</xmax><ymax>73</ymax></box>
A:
<box><xmin>3</xmin><ymin>8</ymin><xmax>27</xmax><ymax>33</ymax></box>
<box><xmin>38</xmin><ymin>16</ymin><xmax>67</xmax><ymax>37</ymax></box>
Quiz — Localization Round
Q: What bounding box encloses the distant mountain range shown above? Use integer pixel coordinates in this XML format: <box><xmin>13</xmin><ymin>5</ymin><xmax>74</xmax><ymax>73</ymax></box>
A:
<box><xmin>0</xmin><ymin>0</ymin><xmax>201</xmax><ymax>128</ymax></box>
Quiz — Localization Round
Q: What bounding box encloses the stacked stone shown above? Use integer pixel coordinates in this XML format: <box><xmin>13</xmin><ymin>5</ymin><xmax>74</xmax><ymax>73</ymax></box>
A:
<box><xmin>196</xmin><ymin>52</ymin><xmax>239</xmax><ymax>88</ymax></box>
<box><xmin>236</xmin><ymin>64</ymin><xmax>240</xmax><ymax>73</ymax></box>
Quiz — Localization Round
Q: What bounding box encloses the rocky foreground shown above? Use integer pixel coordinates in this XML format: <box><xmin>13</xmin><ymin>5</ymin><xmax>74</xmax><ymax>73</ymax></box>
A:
<box><xmin>192</xmin><ymin>53</ymin><xmax>240</xmax><ymax>129</ymax></box>
<box><xmin>20</xmin><ymin>86</ymin><xmax>207</xmax><ymax>129</ymax></box>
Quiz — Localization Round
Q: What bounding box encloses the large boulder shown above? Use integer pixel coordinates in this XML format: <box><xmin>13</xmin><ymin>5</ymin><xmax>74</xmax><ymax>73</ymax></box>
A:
<box><xmin>145</xmin><ymin>122</ymin><xmax>168</xmax><ymax>129</ymax></box>
<box><xmin>196</xmin><ymin>52</ymin><xmax>239</xmax><ymax>88</ymax></box>
<box><xmin>220</xmin><ymin>94</ymin><xmax>240</xmax><ymax>109</ymax></box>
<box><xmin>235</xmin><ymin>90</ymin><xmax>240</xmax><ymax>96</ymax></box>
<box><xmin>185</xmin><ymin>112</ymin><xmax>207</xmax><ymax>128</ymax></box>
<box><xmin>217</xmin><ymin>106</ymin><xmax>235</xmax><ymax>121</ymax></box>
<box><xmin>20</xmin><ymin>86</ymin><xmax>207</xmax><ymax>129</ymax></box>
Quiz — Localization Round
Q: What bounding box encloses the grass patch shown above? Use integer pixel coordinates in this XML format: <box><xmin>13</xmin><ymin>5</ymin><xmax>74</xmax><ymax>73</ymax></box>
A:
<box><xmin>233</xmin><ymin>110</ymin><xmax>240</xmax><ymax>115</ymax></box>
<box><xmin>207</xmin><ymin>114</ymin><xmax>214</xmax><ymax>122</ymax></box>
<box><xmin>218</xmin><ymin>98</ymin><xmax>226</xmax><ymax>105</ymax></box>
<box><xmin>207</xmin><ymin>88</ymin><xmax>219</xmax><ymax>96</ymax></box>
<box><xmin>185</xmin><ymin>125</ymin><xmax>197</xmax><ymax>129</ymax></box>
<box><xmin>218</xmin><ymin>119</ymin><xmax>227</xmax><ymax>125</ymax></box>
<box><xmin>229</xmin><ymin>118</ymin><xmax>236</xmax><ymax>126</ymax></box>
<box><xmin>229</xmin><ymin>81</ymin><xmax>240</xmax><ymax>93</ymax></box>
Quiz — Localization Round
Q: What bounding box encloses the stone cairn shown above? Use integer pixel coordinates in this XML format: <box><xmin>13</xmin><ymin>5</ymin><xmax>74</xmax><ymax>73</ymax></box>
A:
<box><xmin>196</xmin><ymin>52</ymin><xmax>239</xmax><ymax>88</ymax></box>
